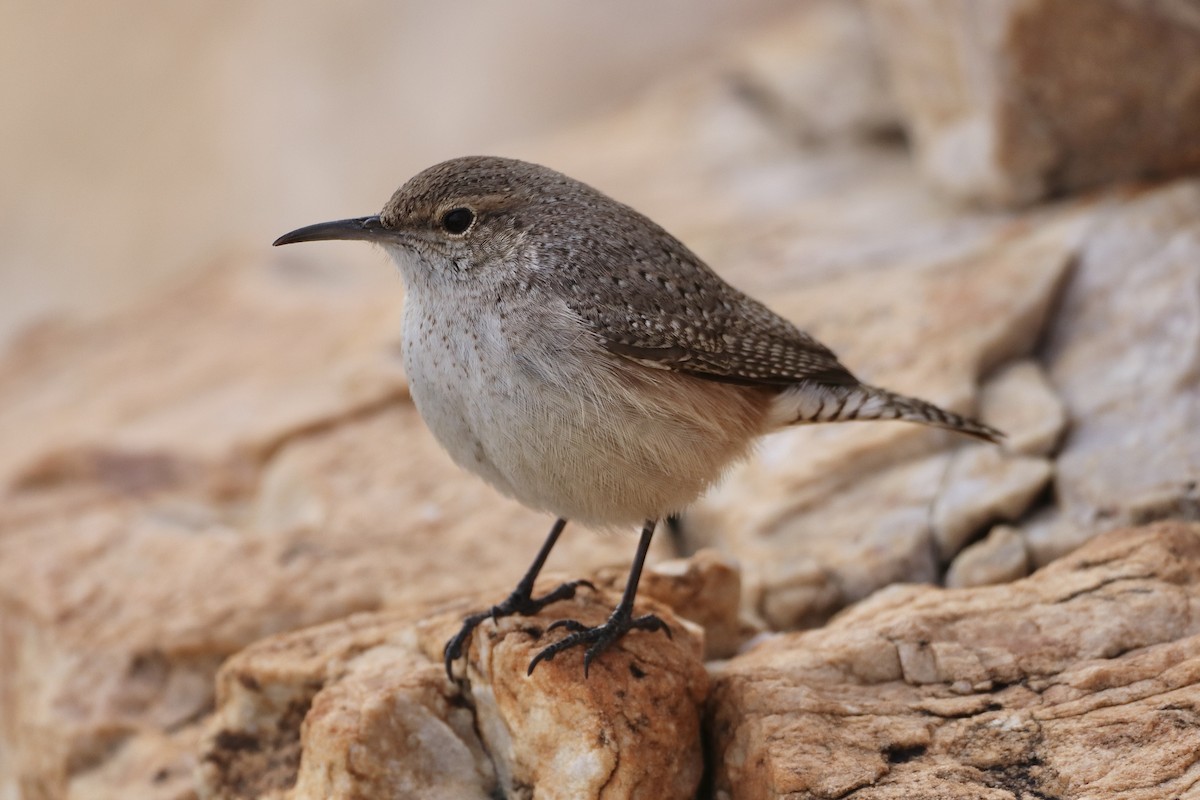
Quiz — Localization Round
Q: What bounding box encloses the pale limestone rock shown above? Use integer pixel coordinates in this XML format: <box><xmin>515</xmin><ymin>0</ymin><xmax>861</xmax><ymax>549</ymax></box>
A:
<box><xmin>1038</xmin><ymin>182</ymin><xmax>1200</xmax><ymax>540</ymax></box>
<box><xmin>689</xmin><ymin>213</ymin><xmax>1081</xmax><ymax>629</ymax></box>
<box><xmin>197</xmin><ymin>589</ymin><xmax>706</xmax><ymax>800</ymax></box>
<box><xmin>944</xmin><ymin>525</ymin><xmax>1029</xmax><ymax>588</ymax></box>
<box><xmin>978</xmin><ymin>359</ymin><xmax>1066</xmax><ymax>457</ymax></box>
<box><xmin>709</xmin><ymin>521</ymin><xmax>1200</xmax><ymax>798</ymax></box>
<box><xmin>868</xmin><ymin>0</ymin><xmax>1200</xmax><ymax>207</ymax></box>
<box><xmin>931</xmin><ymin>447</ymin><xmax>1051</xmax><ymax>560</ymax></box>
<box><xmin>728</xmin><ymin>0</ymin><xmax>899</xmax><ymax>143</ymax></box>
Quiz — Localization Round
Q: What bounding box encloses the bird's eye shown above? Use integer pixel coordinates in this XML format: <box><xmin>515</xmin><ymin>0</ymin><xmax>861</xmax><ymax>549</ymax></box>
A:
<box><xmin>440</xmin><ymin>207</ymin><xmax>475</xmax><ymax>235</ymax></box>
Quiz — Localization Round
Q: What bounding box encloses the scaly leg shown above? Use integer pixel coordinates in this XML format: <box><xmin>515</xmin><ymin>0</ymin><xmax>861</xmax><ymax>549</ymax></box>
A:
<box><xmin>443</xmin><ymin>518</ymin><xmax>592</xmax><ymax>679</ymax></box>
<box><xmin>527</xmin><ymin>519</ymin><xmax>670</xmax><ymax>677</ymax></box>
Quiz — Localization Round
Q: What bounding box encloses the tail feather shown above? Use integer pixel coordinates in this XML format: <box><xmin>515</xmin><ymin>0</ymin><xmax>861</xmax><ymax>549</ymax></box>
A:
<box><xmin>771</xmin><ymin>382</ymin><xmax>1004</xmax><ymax>443</ymax></box>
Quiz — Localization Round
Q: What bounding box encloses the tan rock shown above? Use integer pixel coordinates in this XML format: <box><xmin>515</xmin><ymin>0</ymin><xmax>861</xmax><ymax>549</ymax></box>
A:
<box><xmin>868</xmin><ymin>0</ymin><xmax>1200</xmax><ymax>207</ymax></box>
<box><xmin>197</xmin><ymin>588</ymin><xmax>706</xmax><ymax>800</ymax></box>
<box><xmin>688</xmin><ymin>212</ymin><xmax>1081</xmax><ymax>629</ymax></box>
<box><xmin>944</xmin><ymin>524</ymin><xmax>1029</xmax><ymax>589</ymax></box>
<box><xmin>197</xmin><ymin>612</ymin><xmax>493</xmax><ymax>800</ymax></box>
<box><xmin>66</xmin><ymin>724</ymin><xmax>202</xmax><ymax>800</ymax></box>
<box><xmin>0</xmin><ymin>446</ymin><xmax>674</xmax><ymax>798</ymax></box>
<box><xmin>0</xmin><ymin>252</ymin><xmax>407</xmax><ymax>498</ymax></box>
<box><xmin>709</xmin><ymin>521</ymin><xmax>1200</xmax><ymax>798</ymax></box>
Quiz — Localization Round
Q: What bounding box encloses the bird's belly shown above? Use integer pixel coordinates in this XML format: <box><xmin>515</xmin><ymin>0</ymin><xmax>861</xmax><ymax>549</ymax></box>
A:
<box><xmin>403</xmin><ymin>301</ymin><xmax>767</xmax><ymax>528</ymax></box>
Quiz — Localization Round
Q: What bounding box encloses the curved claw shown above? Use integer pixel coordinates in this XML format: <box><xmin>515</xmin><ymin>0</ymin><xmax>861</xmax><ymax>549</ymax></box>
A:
<box><xmin>634</xmin><ymin>614</ymin><xmax>671</xmax><ymax>638</ymax></box>
<box><xmin>443</xmin><ymin>579</ymin><xmax>597</xmax><ymax>682</ymax></box>
<box><xmin>526</xmin><ymin>612</ymin><xmax>672</xmax><ymax>677</ymax></box>
<box><xmin>546</xmin><ymin>618</ymin><xmax>589</xmax><ymax>634</ymax></box>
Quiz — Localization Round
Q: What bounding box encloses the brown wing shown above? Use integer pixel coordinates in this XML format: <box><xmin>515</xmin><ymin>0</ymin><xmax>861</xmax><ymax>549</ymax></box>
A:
<box><xmin>528</xmin><ymin>183</ymin><xmax>858</xmax><ymax>388</ymax></box>
<box><xmin>595</xmin><ymin>300</ymin><xmax>858</xmax><ymax>388</ymax></box>
<box><xmin>557</xmin><ymin>256</ymin><xmax>857</xmax><ymax>387</ymax></box>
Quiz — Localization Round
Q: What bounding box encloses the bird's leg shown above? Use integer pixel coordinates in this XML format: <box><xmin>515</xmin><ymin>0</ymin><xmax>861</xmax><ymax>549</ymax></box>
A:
<box><xmin>527</xmin><ymin>519</ymin><xmax>671</xmax><ymax>677</ymax></box>
<box><xmin>443</xmin><ymin>517</ymin><xmax>592</xmax><ymax>679</ymax></box>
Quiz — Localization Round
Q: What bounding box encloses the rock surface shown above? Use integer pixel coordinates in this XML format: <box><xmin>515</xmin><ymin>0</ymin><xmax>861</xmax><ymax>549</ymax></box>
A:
<box><xmin>686</xmin><ymin>212</ymin><xmax>1080</xmax><ymax>629</ymax></box>
<box><xmin>728</xmin><ymin>0</ymin><xmax>899</xmax><ymax>143</ymax></box>
<box><xmin>944</xmin><ymin>524</ymin><xmax>1029</xmax><ymax>589</ymax></box>
<box><xmin>869</xmin><ymin>0</ymin><xmax>1200</xmax><ymax>207</ymax></box>
<box><xmin>1040</xmin><ymin>183</ymin><xmax>1200</xmax><ymax>538</ymax></box>
<box><xmin>197</xmin><ymin>584</ymin><xmax>708</xmax><ymax>800</ymax></box>
<box><xmin>709</xmin><ymin>521</ymin><xmax>1200</xmax><ymax>799</ymax></box>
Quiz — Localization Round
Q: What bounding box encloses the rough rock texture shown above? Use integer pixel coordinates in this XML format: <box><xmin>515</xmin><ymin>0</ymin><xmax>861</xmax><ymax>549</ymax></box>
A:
<box><xmin>868</xmin><ymin>0</ymin><xmax>1200</xmax><ymax>207</ymax></box>
<box><xmin>709</xmin><ymin>521</ymin><xmax>1200</xmax><ymax>799</ymax></box>
<box><xmin>197</xmin><ymin>586</ymin><xmax>707</xmax><ymax>800</ymax></box>
<box><xmin>686</xmin><ymin>213</ymin><xmax>1080</xmax><ymax>629</ymax></box>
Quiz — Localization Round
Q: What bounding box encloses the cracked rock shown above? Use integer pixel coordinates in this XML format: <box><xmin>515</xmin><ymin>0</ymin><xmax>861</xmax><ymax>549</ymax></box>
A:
<box><xmin>708</xmin><ymin>520</ymin><xmax>1200</xmax><ymax>799</ymax></box>
<box><xmin>687</xmin><ymin>212</ymin><xmax>1080</xmax><ymax>629</ymax></box>
<box><xmin>198</xmin><ymin>586</ymin><xmax>707</xmax><ymax>800</ymax></box>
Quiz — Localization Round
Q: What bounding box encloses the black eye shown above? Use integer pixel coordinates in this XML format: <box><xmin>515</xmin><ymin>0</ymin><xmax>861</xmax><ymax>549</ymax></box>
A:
<box><xmin>441</xmin><ymin>207</ymin><xmax>475</xmax><ymax>235</ymax></box>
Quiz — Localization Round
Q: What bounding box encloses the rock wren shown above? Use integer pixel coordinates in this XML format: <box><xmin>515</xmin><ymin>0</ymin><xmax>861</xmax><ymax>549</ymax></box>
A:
<box><xmin>274</xmin><ymin>156</ymin><xmax>1001</xmax><ymax>679</ymax></box>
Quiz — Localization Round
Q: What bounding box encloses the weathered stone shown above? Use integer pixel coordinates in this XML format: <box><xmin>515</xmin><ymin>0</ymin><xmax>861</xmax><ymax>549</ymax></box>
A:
<box><xmin>931</xmin><ymin>447</ymin><xmax>1051</xmax><ymax>560</ymax></box>
<box><xmin>451</xmin><ymin>596</ymin><xmax>707</xmax><ymax>800</ymax></box>
<box><xmin>688</xmin><ymin>213</ymin><xmax>1081</xmax><ymax>629</ymax></box>
<box><xmin>977</xmin><ymin>359</ymin><xmax>1066</xmax><ymax>457</ymax></box>
<box><xmin>0</xmin><ymin>419</ymin><xmax>674</xmax><ymax>798</ymax></box>
<box><xmin>944</xmin><ymin>524</ymin><xmax>1029</xmax><ymax>589</ymax></box>
<box><xmin>728</xmin><ymin>0</ymin><xmax>899</xmax><ymax>143</ymax></box>
<box><xmin>1038</xmin><ymin>181</ymin><xmax>1200</xmax><ymax>541</ymax></box>
<box><xmin>709</xmin><ymin>521</ymin><xmax>1200</xmax><ymax>799</ymax></box>
<box><xmin>1021</xmin><ymin>508</ymin><xmax>1102</xmax><ymax>570</ymax></box>
<box><xmin>868</xmin><ymin>0</ymin><xmax>1200</xmax><ymax>207</ymax></box>
<box><xmin>197</xmin><ymin>611</ymin><xmax>493</xmax><ymax>800</ymax></box>
<box><xmin>197</xmin><ymin>588</ymin><xmax>706</xmax><ymax>800</ymax></box>
<box><xmin>0</xmin><ymin>253</ymin><xmax>407</xmax><ymax>498</ymax></box>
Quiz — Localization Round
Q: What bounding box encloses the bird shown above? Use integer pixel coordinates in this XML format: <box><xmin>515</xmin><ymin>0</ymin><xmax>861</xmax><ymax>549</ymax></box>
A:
<box><xmin>273</xmin><ymin>156</ymin><xmax>1002</xmax><ymax>680</ymax></box>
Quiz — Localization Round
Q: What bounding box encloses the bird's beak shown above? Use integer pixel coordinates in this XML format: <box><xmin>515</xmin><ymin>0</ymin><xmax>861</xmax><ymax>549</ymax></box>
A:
<box><xmin>273</xmin><ymin>215</ymin><xmax>389</xmax><ymax>247</ymax></box>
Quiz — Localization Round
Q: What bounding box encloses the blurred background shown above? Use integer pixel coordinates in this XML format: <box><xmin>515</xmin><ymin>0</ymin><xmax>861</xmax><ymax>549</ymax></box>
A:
<box><xmin>0</xmin><ymin>0</ymin><xmax>792</xmax><ymax>343</ymax></box>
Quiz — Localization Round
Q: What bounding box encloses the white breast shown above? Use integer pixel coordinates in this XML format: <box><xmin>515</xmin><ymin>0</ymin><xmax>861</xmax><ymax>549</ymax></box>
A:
<box><xmin>400</xmin><ymin>286</ymin><xmax>768</xmax><ymax>529</ymax></box>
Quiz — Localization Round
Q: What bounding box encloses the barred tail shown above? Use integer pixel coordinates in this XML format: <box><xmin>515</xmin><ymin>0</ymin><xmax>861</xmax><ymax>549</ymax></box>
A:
<box><xmin>771</xmin><ymin>382</ymin><xmax>1003</xmax><ymax>443</ymax></box>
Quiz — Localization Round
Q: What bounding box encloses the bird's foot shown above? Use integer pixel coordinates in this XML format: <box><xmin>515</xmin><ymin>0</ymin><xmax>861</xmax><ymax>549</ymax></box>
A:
<box><xmin>526</xmin><ymin>607</ymin><xmax>671</xmax><ymax>677</ymax></box>
<box><xmin>443</xmin><ymin>579</ymin><xmax>594</xmax><ymax>680</ymax></box>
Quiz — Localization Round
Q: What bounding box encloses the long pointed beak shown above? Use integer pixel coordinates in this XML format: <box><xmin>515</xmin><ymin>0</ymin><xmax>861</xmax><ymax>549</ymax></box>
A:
<box><xmin>273</xmin><ymin>215</ymin><xmax>387</xmax><ymax>246</ymax></box>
